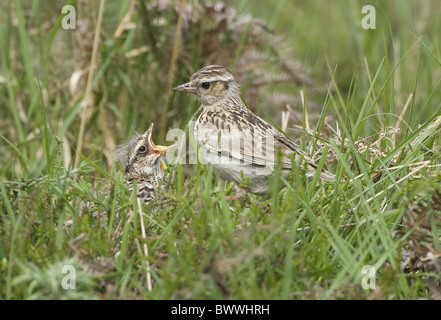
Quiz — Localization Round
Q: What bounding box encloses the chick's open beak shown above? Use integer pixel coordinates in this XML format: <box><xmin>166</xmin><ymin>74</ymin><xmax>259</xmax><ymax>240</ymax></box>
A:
<box><xmin>172</xmin><ymin>82</ymin><xmax>197</xmax><ymax>93</ymax></box>
<box><xmin>146</xmin><ymin>123</ymin><xmax>175</xmax><ymax>155</ymax></box>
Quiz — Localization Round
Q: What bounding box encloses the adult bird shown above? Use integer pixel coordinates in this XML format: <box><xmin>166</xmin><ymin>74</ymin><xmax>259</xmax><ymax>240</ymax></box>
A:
<box><xmin>173</xmin><ymin>65</ymin><xmax>335</xmax><ymax>196</ymax></box>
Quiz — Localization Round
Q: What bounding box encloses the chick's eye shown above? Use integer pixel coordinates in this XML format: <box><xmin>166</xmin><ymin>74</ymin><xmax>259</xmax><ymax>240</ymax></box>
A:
<box><xmin>138</xmin><ymin>145</ymin><xmax>147</xmax><ymax>154</ymax></box>
<box><xmin>201</xmin><ymin>82</ymin><xmax>210</xmax><ymax>89</ymax></box>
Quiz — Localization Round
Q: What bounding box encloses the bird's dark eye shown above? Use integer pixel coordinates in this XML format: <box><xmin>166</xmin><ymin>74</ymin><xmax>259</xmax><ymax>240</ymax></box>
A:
<box><xmin>138</xmin><ymin>145</ymin><xmax>147</xmax><ymax>154</ymax></box>
<box><xmin>201</xmin><ymin>82</ymin><xmax>210</xmax><ymax>89</ymax></box>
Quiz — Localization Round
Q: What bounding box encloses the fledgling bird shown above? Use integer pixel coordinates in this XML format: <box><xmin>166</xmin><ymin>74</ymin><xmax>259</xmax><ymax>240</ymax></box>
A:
<box><xmin>173</xmin><ymin>65</ymin><xmax>335</xmax><ymax>196</ymax></box>
<box><xmin>115</xmin><ymin>123</ymin><xmax>174</xmax><ymax>204</ymax></box>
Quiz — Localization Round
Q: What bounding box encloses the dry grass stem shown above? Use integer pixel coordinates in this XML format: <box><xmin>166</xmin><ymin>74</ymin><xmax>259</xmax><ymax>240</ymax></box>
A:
<box><xmin>74</xmin><ymin>0</ymin><xmax>106</xmax><ymax>169</ymax></box>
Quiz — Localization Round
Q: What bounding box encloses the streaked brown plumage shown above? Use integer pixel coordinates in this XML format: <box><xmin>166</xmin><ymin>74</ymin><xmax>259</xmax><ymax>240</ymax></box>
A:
<box><xmin>115</xmin><ymin>124</ymin><xmax>174</xmax><ymax>204</ymax></box>
<box><xmin>173</xmin><ymin>65</ymin><xmax>335</xmax><ymax>196</ymax></box>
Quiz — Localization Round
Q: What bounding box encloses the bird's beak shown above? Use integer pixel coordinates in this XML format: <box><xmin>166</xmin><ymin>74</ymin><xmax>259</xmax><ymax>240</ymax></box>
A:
<box><xmin>159</xmin><ymin>159</ymin><xmax>167</xmax><ymax>174</ymax></box>
<box><xmin>146</xmin><ymin>123</ymin><xmax>176</xmax><ymax>155</ymax></box>
<box><xmin>172</xmin><ymin>82</ymin><xmax>197</xmax><ymax>93</ymax></box>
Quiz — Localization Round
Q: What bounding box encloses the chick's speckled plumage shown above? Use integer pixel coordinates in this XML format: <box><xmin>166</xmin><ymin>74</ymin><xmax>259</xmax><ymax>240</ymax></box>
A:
<box><xmin>173</xmin><ymin>65</ymin><xmax>335</xmax><ymax>195</ymax></box>
<box><xmin>115</xmin><ymin>124</ymin><xmax>173</xmax><ymax>204</ymax></box>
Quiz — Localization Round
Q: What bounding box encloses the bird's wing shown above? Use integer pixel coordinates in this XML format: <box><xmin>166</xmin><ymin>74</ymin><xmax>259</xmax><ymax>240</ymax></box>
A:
<box><xmin>195</xmin><ymin>111</ymin><xmax>311</xmax><ymax>169</ymax></box>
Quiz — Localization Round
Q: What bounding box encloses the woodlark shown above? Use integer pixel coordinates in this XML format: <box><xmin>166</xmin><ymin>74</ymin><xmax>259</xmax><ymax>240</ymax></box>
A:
<box><xmin>173</xmin><ymin>65</ymin><xmax>335</xmax><ymax>196</ymax></box>
<box><xmin>116</xmin><ymin>124</ymin><xmax>174</xmax><ymax>204</ymax></box>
